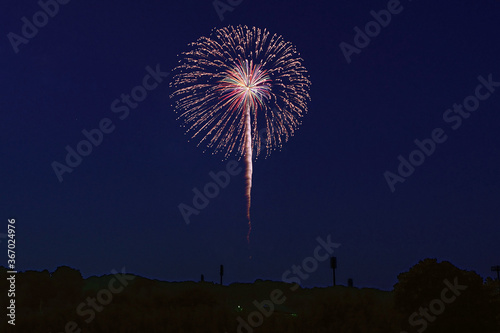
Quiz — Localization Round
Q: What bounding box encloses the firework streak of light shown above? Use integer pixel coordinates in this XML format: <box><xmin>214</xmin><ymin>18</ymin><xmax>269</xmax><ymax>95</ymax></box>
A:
<box><xmin>244</xmin><ymin>105</ymin><xmax>252</xmax><ymax>243</ymax></box>
<box><xmin>170</xmin><ymin>25</ymin><xmax>311</xmax><ymax>243</ymax></box>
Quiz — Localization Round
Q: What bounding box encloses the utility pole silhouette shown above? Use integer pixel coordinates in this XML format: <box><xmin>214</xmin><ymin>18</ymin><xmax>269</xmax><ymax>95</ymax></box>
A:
<box><xmin>220</xmin><ymin>264</ymin><xmax>224</xmax><ymax>285</ymax></box>
<box><xmin>492</xmin><ymin>265</ymin><xmax>500</xmax><ymax>281</ymax></box>
<box><xmin>330</xmin><ymin>257</ymin><xmax>337</xmax><ymax>286</ymax></box>
<box><xmin>348</xmin><ymin>278</ymin><xmax>353</xmax><ymax>287</ymax></box>
<box><xmin>200</xmin><ymin>274</ymin><xmax>204</xmax><ymax>282</ymax></box>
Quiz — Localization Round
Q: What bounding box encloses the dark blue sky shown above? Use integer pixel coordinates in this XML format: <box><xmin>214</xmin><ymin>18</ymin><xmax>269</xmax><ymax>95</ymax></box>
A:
<box><xmin>2</xmin><ymin>0</ymin><xmax>499</xmax><ymax>290</ymax></box>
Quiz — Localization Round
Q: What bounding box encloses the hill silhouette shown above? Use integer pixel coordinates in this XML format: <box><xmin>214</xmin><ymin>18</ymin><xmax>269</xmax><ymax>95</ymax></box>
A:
<box><xmin>1</xmin><ymin>259</ymin><xmax>498</xmax><ymax>333</ymax></box>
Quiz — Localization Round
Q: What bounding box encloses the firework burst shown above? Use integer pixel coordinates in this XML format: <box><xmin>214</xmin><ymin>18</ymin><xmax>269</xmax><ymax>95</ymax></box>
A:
<box><xmin>170</xmin><ymin>25</ymin><xmax>311</xmax><ymax>243</ymax></box>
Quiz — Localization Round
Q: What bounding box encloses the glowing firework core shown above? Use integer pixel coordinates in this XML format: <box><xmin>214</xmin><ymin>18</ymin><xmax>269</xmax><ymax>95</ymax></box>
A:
<box><xmin>217</xmin><ymin>59</ymin><xmax>272</xmax><ymax>114</ymax></box>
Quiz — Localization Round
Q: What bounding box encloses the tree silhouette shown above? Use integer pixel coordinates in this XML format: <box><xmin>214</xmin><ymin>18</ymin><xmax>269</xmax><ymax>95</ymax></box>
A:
<box><xmin>51</xmin><ymin>266</ymin><xmax>84</xmax><ymax>304</ymax></box>
<box><xmin>19</xmin><ymin>269</ymin><xmax>52</xmax><ymax>311</ymax></box>
<box><xmin>485</xmin><ymin>277</ymin><xmax>500</xmax><ymax>329</ymax></box>
<box><xmin>393</xmin><ymin>258</ymin><xmax>498</xmax><ymax>333</ymax></box>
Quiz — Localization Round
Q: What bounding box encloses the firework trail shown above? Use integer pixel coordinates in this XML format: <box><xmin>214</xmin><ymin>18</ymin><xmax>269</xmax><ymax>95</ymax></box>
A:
<box><xmin>244</xmin><ymin>105</ymin><xmax>252</xmax><ymax>243</ymax></box>
<box><xmin>170</xmin><ymin>25</ymin><xmax>311</xmax><ymax>243</ymax></box>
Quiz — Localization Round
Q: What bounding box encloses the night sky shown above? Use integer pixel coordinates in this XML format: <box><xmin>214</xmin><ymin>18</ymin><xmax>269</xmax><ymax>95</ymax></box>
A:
<box><xmin>2</xmin><ymin>0</ymin><xmax>499</xmax><ymax>291</ymax></box>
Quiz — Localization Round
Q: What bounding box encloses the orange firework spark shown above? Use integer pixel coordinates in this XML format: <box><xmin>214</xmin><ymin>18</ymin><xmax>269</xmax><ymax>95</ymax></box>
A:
<box><xmin>170</xmin><ymin>25</ymin><xmax>311</xmax><ymax>243</ymax></box>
